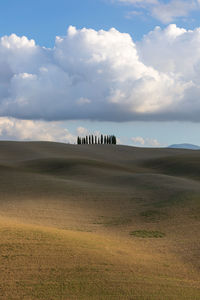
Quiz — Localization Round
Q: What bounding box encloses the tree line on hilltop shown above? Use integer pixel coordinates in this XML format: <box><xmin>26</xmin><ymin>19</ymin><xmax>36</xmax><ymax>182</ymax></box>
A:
<box><xmin>77</xmin><ymin>134</ymin><xmax>117</xmax><ymax>145</ymax></box>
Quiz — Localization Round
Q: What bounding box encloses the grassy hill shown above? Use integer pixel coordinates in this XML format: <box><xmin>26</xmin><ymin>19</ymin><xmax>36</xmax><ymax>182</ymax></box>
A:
<box><xmin>0</xmin><ymin>141</ymin><xmax>199</xmax><ymax>299</ymax></box>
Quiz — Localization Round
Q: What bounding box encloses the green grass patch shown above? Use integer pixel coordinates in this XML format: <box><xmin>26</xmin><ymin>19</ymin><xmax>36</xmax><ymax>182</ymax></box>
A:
<box><xmin>94</xmin><ymin>216</ymin><xmax>132</xmax><ymax>226</ymax></box>
<box><xmin>130</xmin><ymin>230</ymin><xmax>165</xmax><ymax>238</ymax></box>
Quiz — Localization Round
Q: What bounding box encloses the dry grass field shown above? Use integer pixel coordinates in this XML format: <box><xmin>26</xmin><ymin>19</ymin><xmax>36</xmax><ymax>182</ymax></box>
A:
<box><xmin>0</xmin><ymin>141</ymin><xmax>200</xmax><ymax>299</ymax></box>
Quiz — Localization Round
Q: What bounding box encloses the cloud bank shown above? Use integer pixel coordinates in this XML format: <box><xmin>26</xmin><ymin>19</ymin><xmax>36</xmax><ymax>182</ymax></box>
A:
<box><xmin>131</xmin><ymin>136</ymin><xmax>162</xmax><ymax>147</ymax></box>
<box><xmin>0</xmin><ymin>117</ymin><xmax>76</xmax><ymax>143</ymax></box>
<box><xmin>1</xmin><ymin>25</ymin><xmax>200</xmax><ymax>122</ymax></box>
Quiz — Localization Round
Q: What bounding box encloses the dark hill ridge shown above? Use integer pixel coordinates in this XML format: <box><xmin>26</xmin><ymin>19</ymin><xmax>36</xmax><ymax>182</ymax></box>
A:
<box><xmin>0</xmin><ymin>140</ymin><xmax>195</xmax><ymax>164</ymax></box>
<box><xmin>141</xmin><ymin>153</ymin><xmax>200</xmax><ymax>180</ymax></box>
<box><xmin>0</xmin><ymin>141</ymin><xmax>199</xmax><ymax>299</ymax></box>
<box><xmin>0</xmin><ymin>141</ymin><xmax>200</xmax><ymax>201</ymax></box>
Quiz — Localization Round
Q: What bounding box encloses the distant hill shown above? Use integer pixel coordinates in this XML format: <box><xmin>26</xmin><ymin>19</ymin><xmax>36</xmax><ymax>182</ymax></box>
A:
<box><xmin>168</xmin><ymin>143</ymin><xmax>200</xmax><ymax>150</ymax></box>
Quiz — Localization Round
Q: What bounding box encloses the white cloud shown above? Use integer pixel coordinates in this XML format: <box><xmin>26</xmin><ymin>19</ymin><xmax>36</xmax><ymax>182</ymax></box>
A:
<box><xmin>125</xmin><ymin>10</ymin><xmax>143</xmax><ymax>19</ymax></box>
<box><xmin>117</xmin><ymin>0</ymin><xmax>199</xmax><ymax>23</ymax></box>
<box><xmin>151</xmin><ymin>0</ymin><xmax>197</xmax><ymax>23</ymax></box>
<box><xmin>131</xmin><ymin>136</ymin><xmax>161</xmax><ymax>147</ymax></box>
<box><xmin>0</xmin><ymin>117</ymin><xmax>76</xmax><ymax>143</ymax></box>
<box><xmin>1</xmin><ymin>26</ymin><xmax>200</xmax><ymax>122</ymax></box>
<box><xmin>132</xmin><ymin>136</ymin><xmax>146</xmax><ymax>145</ymax></box>
<box><xmin>76</xmin><ymin>127</ymin><xmax>89</xmax><ymax>136</ymax></box>
<box><xmin>77</xmin><ymin>97</ymin><xmax>91</xmax><ymax>105</ymax></box>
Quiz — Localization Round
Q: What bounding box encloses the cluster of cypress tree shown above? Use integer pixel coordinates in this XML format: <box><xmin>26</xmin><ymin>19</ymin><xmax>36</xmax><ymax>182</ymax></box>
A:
<box><xmin>77</xmin><ymin>135</ymin><xmax>117</xmax><ymax>145</ymax></box>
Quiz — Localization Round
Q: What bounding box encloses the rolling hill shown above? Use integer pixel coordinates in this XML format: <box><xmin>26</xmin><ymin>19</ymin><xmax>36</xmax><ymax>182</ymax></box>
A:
<box><xmin>0</xmin><ymin>141</ymin><xmax>199</xmax><ymax>299</ymax></box>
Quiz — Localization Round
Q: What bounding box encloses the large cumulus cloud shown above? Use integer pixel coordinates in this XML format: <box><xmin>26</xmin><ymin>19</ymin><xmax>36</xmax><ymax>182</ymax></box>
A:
<box><xmin>0</xmin><ymin>25</ymin><xmax>200</xmax><ymax>122</ymax></box>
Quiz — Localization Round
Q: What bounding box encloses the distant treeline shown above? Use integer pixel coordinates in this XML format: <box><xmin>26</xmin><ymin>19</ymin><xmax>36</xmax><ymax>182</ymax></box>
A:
<box><xmin>77</xmin><ymin>135</ymin><xmax>117</xmax><ymax>145</ymax></box>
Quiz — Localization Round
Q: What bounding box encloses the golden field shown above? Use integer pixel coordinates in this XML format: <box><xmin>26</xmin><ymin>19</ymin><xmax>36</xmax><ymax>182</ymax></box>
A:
<box><xmin>0</xmin><ymin>141</ymin><xmax>199</xmax><ymax>299</ymax></box>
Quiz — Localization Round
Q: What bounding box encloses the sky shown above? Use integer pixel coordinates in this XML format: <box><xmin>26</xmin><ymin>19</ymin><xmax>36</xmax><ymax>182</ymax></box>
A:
<box><xmin>1</xmin><ymin>0</ymin><xmax>200</xmax><ymax>146</ymax></box>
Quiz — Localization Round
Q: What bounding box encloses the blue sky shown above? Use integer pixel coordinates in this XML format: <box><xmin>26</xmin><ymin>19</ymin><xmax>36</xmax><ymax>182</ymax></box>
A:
<box><xmin>1</xmin><ymin>0</ymin><xmax>200</xmax><ymax>146</ymax></box>
<box><xmin>1</xmin><ymin>0</ymin><xmax>199</xmax><ymax>45</ymax></box>
<box><xmin>0</xmin><ymin>0</ymin><xmax>156</xmax><ymax>49</ymax></box>
<box><xmin>0</xmin><ymin>0</ymin><xmax>153</xmax><ymax>43</ymax></box>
